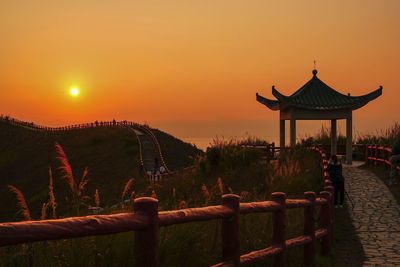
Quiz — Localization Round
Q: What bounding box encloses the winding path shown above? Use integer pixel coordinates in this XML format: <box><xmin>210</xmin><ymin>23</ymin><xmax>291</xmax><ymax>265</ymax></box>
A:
<box><xmin>128</xmin><ymin>126</ymin><xmax>169</xmax><ymax>175</ymax></box>
<box><xmin>344</xmin><ymin>163</ymin><xmax>400</xmax><ymax>266</ymax></box>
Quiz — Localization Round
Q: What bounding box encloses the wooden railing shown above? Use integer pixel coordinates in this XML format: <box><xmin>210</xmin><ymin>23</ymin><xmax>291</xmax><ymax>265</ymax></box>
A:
<box><xmin>0</xmin><ymin>192</ymin><xmax>333</xmax><ymax>267</ymax></box>
<box><xmin>0</xmin><ymin>148</ymin><xmax>333</xmax><ymax>267</ymax></box>
<box><xmin>366</xmin><ymin>145</ymin><xmax>400</xmax><ymax>171</ymax></box>
<box><xmin>241</xmin><ymin>142</ymin><xmax>282</xmax><ymax>162</ymax></box>
<box><xmin>0</xmin><ymin>115</ymin><xmax>141</xmax><ymax>131</ymax></box>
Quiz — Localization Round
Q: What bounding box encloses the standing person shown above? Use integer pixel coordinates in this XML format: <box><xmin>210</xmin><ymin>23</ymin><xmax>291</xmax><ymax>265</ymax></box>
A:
<box><xmin>389</xmin><ymin>137</ymin><xmax>400</xmax><ymax>185</ymax></box>
<box><xmin>153</xmin><ymin>157</ymin><xmax>159</xmax><ymax>176</ymax></box>
<box><xmin>327</xmin><ymin>154</ymin><xmax>345</xmax><ymax>208</ymax></box>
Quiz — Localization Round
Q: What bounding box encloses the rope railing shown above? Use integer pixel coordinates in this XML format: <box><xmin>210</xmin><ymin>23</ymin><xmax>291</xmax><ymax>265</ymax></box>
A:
<box><xmin>0</xmin><ymin>147</ymin><xmax>333</xmax><ymax>267</ymax></box>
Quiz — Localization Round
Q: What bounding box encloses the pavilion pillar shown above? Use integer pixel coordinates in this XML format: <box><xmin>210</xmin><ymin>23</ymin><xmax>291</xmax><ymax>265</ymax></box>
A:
<box><xmin>331</xmin><ymin>119</ymin><xmax>337</xmax><ymax>156</ymax></box>
<box><xmin>290</xmin><ymin>118</ymin><xmax>296</xmax><ymax>147</ymax></box>
<box><xmin>280</xmin><ymin>120</ymin><xmax>285</xmax><ymax>148</ymax></box>
<box><xmin>346</xmin><ymin>112</ymin><xmax>353</xmax><ymax>164</ymax></box>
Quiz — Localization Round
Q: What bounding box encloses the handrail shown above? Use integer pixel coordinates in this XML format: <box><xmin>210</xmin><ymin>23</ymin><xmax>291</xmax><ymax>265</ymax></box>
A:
<box><xmin>0</xmin><ymin>116</ymin><xmax>334</xmax><ymax>266</ymax></box>
<box><xmin>366</xmin><ymin>144</ymin><xmax>400</xmax><ymax>171</ymax></box>
<box><xmin>0</xmin><ymin>191</ymin><xmax>332</xmax><ymax>266</ymax></box>
<box><xmin>0</xmin><ymin>213</ymin><xmax>148</xmax><ymax>246</ymax></box>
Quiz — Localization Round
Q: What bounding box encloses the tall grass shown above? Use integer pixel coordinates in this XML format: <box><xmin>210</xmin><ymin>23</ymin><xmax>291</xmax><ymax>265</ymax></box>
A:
<box><xmin>55</xmin><ymin>142</ymin><xmax>90</xmax><ymax>215</ymax></box>
<box><xmin>356</xmin><ymin>122</ymin><xmax>400</xmax><ymax>146</ymax></box>
<box><xmin>300</xmin><ymin>124</ymin><xmax>347</xmax><ymax>146</ymax></box>
<box><xmin>48</xmin><ymin>167</ymin><xmax>57</xmax><ymax>219</ymax></box>
<box><xmin>7</xmin><ymin>185</ymin><xmax>31</xmax><ymax>221</ymax></box>
<box><xmin>1</xmin><ymin>139</ymin><xmax>326</xmax><ymax>266</ymax></box>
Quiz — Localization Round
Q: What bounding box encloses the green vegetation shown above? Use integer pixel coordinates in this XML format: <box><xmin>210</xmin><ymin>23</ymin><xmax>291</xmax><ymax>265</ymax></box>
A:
<box><xmin>0</xmin><ymin>133</ymin><xmax>332</xmax><ymax>266</ymax></box>
<box><xmin>151</xmin><ymin>127</ymin><xmax>203</xmax><ymax>170</ymax></box>
<box><xmin>0</xmin><ymin>121</ymin><xmax>200</xmax><ymax>221</ymax></box>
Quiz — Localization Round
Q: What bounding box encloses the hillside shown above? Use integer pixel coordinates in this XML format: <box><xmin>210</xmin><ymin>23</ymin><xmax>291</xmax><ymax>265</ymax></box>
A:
<box><xmin>0</xmin><ymin>120</ymin><xmax>202</xmax><ymax>222</ymax></box>
<box><xmin>151</xmin><ymin>127</ymin><xmax>202</xmax><ymax>170</ymax></box>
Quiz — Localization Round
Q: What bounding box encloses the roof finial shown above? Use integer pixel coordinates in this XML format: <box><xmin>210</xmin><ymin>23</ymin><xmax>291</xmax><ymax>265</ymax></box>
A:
<box><xmin>312</xmin><ymin>60</ymin><xmax>318</xmax><ymax>76</ymax></box>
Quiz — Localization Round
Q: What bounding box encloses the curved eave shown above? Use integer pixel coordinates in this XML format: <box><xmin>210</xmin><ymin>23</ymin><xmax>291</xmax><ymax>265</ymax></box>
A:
<box><xmin>356</xmin><ymin>86</ymin><xmax>383</xmax><ymax>102</ymax></box>
<box><xmin>256</xmin><ymin>93</ymin><xmax>280</xmax><ymax>111</ymax></box>
<box><xmin>271</xmin><ymin>86</ymin><xmax>292</xmax><ymax>110</ymax></box>
<box><xmin>346</xmin><ymin>86</ymin><xmax>383</xmax><ymax>110</ymax></box>
<box><xmin>283</xmin><ymin>86</ymin><xmax>383</xmax><ymax>111</ymax></box>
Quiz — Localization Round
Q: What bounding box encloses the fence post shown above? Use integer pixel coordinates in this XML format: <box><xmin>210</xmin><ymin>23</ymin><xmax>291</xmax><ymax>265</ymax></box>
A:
<box><xmin>271</xmin><ymin>142</ymin><xmax>275</xmax><ymax>160</ymax></box>
<box><xmin>324</xmin><ymin>179</ymin><xmax>332</xmax><ymax>188</ymax></box>
<box><xmin>326</xmin><ymin>186</ymin><xmax>334</xmax><ymax>246</ymax></box>
<box><xmin>134</xmin><ymin>197</ymin><xmax>159</xmax><ymax>267</ymax></box>
<box><xmin>320</xmin><ymin>191</ymin><xmax>332</xmax><ymax>255</ymax></box>
<box><xmin>222</xmin><ymin>194</ymin><xmax>240</xmax><ymax>266</ymax></box>
<box><xmin>266</xmin><ymin>144</ymin><xmax>271</xmax><ymax>163</ymax></box>
<box><xmin>271</xmin><ymin>192</ymin><xmax>287</xmax><ymax>267</ymax></box>
<box><xmin>304</xmin><ymin>192</ymin><xmax>316</xmax><ymax>267</ymax></box>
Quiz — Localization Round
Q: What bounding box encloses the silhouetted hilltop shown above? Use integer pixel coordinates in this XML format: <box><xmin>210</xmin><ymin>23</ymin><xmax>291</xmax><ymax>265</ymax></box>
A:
<box><xmin>0</xmin><ymin>119</ymin><xmax>202</xmax><ymax>221</ymax></box>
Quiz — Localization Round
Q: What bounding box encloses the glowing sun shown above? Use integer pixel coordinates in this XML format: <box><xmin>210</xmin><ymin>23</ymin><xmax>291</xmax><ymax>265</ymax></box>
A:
<box><xmin>69</xmin><ymin>87</ymin><xmax>80</xmax><ymax>97</ymax></box>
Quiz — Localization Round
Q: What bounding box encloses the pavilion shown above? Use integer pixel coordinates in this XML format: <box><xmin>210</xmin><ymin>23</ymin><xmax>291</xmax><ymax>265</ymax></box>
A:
<box><xmin>256</xmin><ymin>69</ymin><xmax>382</xmax><ymax>164</ymax></box>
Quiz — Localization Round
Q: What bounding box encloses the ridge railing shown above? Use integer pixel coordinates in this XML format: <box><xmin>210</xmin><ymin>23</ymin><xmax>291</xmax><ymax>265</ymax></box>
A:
<box><xmin>0</xmin><ymin>148</ymin><xmax>334</xmax><ymax>267</ymax></box>
<box><xmin>0</xmin><ymin>115</ymin><xmax>171</xmax><ymax>174</ymax></box>
<box><xmin>0</xmin><ymin>115</ymin><xmax>141</xmax><ymax>131</ymax></box>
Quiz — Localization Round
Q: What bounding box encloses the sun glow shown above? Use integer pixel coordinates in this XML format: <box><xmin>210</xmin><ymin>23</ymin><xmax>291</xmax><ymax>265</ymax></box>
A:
<box><xmin>69</xmin><ymin>87</ymin><xmax>80</xmax><ymax>97</ymax></box>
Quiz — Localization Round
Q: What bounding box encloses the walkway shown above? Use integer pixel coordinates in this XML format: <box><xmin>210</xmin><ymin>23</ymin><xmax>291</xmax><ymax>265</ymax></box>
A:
<box><xmin>128</xmin><ymin>126</ymin><xmax>168</xmax><ymax>175</ymax></box>
<box><xmin>344</xmin><ymin>163</ymin><xmax>400</xmax><ymax>266</ymax></box>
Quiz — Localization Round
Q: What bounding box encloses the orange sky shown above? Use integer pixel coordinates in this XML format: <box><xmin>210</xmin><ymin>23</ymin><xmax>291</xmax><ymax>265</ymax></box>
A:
<box><xmin>0</xmin><ymin>1</ymin><xmax>399</xmax><ymax>148</ymax></box>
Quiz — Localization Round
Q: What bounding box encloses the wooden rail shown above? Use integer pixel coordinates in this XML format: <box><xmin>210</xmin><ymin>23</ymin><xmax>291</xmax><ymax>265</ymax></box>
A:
<box><xmin>0</xmin><ymin>192</ymin><xmax>333</xmax><ymax>267</ymax></box>
<box><xmin>366</xmin><ymin>145</ymin><xmax>400</xmax><ymax>171</ymax></box>
<box><xmin>1</xmin><ymin>116</ymin><xmax>334</xmax><ymax>266</ymax></box>
<box><xmin>0</xmin><ymin>148</ymin><xmax>333</xmax><ymax>266</ymax></box>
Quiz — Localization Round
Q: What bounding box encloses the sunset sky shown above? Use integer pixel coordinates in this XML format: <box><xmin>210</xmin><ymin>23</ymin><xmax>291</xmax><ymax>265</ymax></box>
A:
<box><xmin>1</xmin><ymin>1</ymin><xmax>399</xmax><ymax>148</ymax></box>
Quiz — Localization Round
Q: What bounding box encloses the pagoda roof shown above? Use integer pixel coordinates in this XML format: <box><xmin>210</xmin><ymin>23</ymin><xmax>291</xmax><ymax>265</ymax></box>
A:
<box><xmin>256</xmin><ymin>69</ymin><xmax>382</xmax><ymax>111</ymax></box>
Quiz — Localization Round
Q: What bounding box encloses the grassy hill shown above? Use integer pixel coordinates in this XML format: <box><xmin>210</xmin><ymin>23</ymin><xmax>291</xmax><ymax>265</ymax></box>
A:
<box><xmin>0</xmin><ymin>120</ymin><xmax>202</xmax><ymax>222</ymax></box>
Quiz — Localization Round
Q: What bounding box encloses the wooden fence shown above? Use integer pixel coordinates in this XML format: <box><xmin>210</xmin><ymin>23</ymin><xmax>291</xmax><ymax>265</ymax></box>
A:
<box><xmin>0</xmin><ymin>115</ymin><xmax>141</xmax><ymax>132</ymax></box>
<box><xmin>0</xmin><ymin>148</ymin><xmax>333</xmax><ymax>267</ymax></box>
<box><xmin>366</xmin><ymin>145</ymin><xmax>400</xmax><ymax>171</ymax></box>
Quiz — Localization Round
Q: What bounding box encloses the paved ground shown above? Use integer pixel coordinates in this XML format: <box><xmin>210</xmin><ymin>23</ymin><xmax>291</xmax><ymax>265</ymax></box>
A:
<box><xmin>344</xmin><ymin>162</ymin><xmax>400</xmax><ymax>266</ymax></box>
<box><xmin>130</xmin><ymin>127</ymin><xmax>166</xmax><ymax>175</ymax></box>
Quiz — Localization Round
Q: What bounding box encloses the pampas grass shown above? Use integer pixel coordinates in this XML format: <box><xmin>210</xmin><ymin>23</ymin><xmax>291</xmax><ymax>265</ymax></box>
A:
<box><xmin>78</xmin><ymin>167</ymin><xmax>89</xmax><ymax>196</ymax></box>
<box><xmin>216</xmin><ymin>177</ymin><xmax>224</xmax><ymax>195</ymax></box>
<box><xmin>121</xmin><ymin>178</ymin><xmax>134</xmax><ymax>201</ymax></box>
<box><xmin>8</xmin><ymin>185</ymin><xmax>31</xmax><ymax>221</ymax></box>
<box><xmin>54</xmin><ymin>142</ymin><xmax>90</xmax><ymax>214</ymax></box>
<box><xmin>55</xmin><ymin>142</ymin><xmax>76</xmax><ymax>194</ymax></box>
<box><xmin>94</xmin><ymin>189</ymin><xmax>100</xmax><ymax>207</ymax></box>
<box><xmin>48</xmin><ymin>167</ymin><xmax>57</xmax><ymax>218</ymax></box>
<box><xmin>41</xmin><ymin>203</ymin><xmax>49</xmax><ymax>220</ymax></box>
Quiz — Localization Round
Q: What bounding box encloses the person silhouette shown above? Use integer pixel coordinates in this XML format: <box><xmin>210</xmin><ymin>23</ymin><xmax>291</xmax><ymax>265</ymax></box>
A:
<box><xmin>327</xmin><ymin>155</ymin><xmax>345</xmax><ymax>208</ymax></box>
<box><xmin>153</xmin><ymin>157</ymin><xmax>159</xmax><ymax>175</ymax></box>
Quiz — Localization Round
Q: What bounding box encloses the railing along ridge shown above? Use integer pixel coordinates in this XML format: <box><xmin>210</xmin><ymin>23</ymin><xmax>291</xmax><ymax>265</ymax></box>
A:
<box><xmin>0</xmin><ymin>147</ymin><xmax>334</xmax><ymax>267</ymax></box>
<box><xmin>0</xmin><ymin>115</ymin><xmax>171</xmax><ymax>174</ymax></box>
